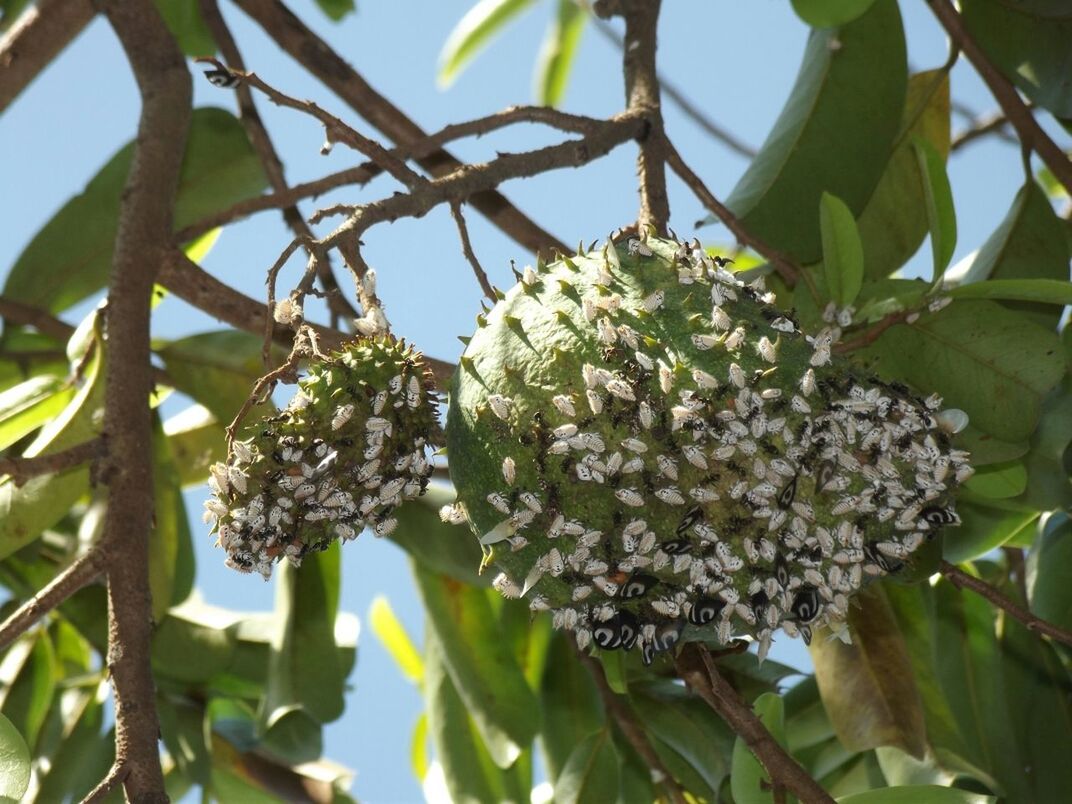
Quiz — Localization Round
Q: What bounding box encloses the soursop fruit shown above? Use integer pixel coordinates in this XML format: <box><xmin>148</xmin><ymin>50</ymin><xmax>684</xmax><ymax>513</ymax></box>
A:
<box><xmin>445</xmin><ymin>234</ymin><xmax>970</xmax><ymax>664</ymax></box>
<box><xmin>204</xmin><ymin>337</ymin><xmax>440</xmax><ymax>579</ymax></box>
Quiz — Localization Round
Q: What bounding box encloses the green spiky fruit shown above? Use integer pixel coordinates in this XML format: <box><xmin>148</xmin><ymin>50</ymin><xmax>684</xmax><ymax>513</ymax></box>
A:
<box><xmin>205</xmin><ymin>337</ymin><xmax>440</xmax><ymax>578</ymax></box>
<box><xmin>445</xmin><ymin>235</ymin><xmax>971</xmax><ymax>664</ymax></box>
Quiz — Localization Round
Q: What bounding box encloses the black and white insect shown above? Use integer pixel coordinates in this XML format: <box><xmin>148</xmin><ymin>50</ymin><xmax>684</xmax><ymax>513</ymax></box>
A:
<box><xmin>202</xmin><ymin>67</ymin><xmax>241</xmax><ymax>89</ymax></box>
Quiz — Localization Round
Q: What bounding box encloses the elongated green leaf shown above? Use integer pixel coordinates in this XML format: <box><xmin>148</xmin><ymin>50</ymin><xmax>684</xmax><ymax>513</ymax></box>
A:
<box><xmin>1018</xmin><ymin>350</ymin><xmax>1072</xmax><ymax>511</ymax></box>
<box><xmin>414</xmin><ymin>563</ymin><xmax>538</xmax><ymax>767</ymax></box>
<box><xmin>810</xmin><ymin>585</ymin><xmax>927</xmax><ymax>758</ymax></box>
<box><xmin>411</xmin><ymin>713</ymin><xmax>429</xmax><ymax>781</ymax></box>
<box><xmin>155</xmin><ymin>0</ymin><xmax>214</xmax><ymax>56</ymax></box>
<box><xmin>0</xmin><ymin>711</ymin><xmax>30</xmax><ymax>802</ymax></box>
<box><xmin>0</xmin><ymin>376</ymin><xmax>70</xmax><ymax>452</ymax></box>
<box><xmin>164</xmin><ymin>404</ymin><xmax>226</xmax><ymax>487</ymax></box>
<box><xmin>314</xmin><ymin>0</ymin><xmax>355</xmax><ymax>22</ymax></box>
<box><xmin>613</xmin><ymin>737</ymin><xmax>655</xmax><ymax>804</ymax></box>
<box><xmin>425</xmin><ymin>633</ymin><xmax>528</xmax><ymax>804</ymax></box>
<box><xmin>791</xmin><ymin>0</ymin><xmax>877</xmax><ymax>27</ymax></box>
<box><xmin>859</xmin><ymin>300</ymin><xmax>1064</xmax><ymax>443</ymax></box>
<box><xmin>720</xmin><ymin>0</ymin><xmax>906</xmax><ymax>262</ymax></box>
<box><xmin>961</xmin><ymin>0</ymin><xmax>1072</xmax><ymax>118</ymax></box>
<box><xmin>820</xmin><ymin>192</ymin><xmax>864</xmax><ymax>306</ymax></box>
<box><xmin>837</xmin><ymin>786</ymin><xmax>994</xmax><ymax>803</ymax></box>
<box><xmin>539</xmin><ymin>633</ymin><xmax>602</xmax><ymax>784</ymax></box>
<box><xmin>32</xmin><ymin>684</ymin><xmax>113</xmax><ymax>803</ymax></box>
<box><xmin>262</xmin><ymin>544</ymin><xmax>346</xmax><ymax>727</ymax></box>
<box><xmin>0</xmin><ymin>631</ymin><xmax>55</xmax><ymax>752</ymax></box>
<box><xmin>731</xmin><ymin>693</ymin><xmax>789</xmax><ymax>804</ymax></box>
<box><xmin>438</xmin><ymin>0</ymin><xmax>539</xmax><ymax>86</ymax></box>
<box><xmin>370</xmin><ymin>595</ymin><xmax>423</xmax><ymax>685</ymax></box>
<box><xmin>950</xmin><ymin>182</ymin><xmax>1071</xmax><ymax>329</ymax></box>
<box><xmin>1028</xmin><ymin>516</ymin><xmax>1072</xmax><ymax>637</ymax></box>
<box><xmin>151</xmin><ymin>605</ymin><xmax>236</xmax><ymax>684</ymax></box>
<box><xmin>783</xmin><ymin>676</ymin><xmax>836</xmax><ymax>752</ymax></box>
<box><xmin>534</xmin><ymin>0</ymin><xmax>586</xmax><ymax>107</ymax></box>
<box><xmin>158</xmin><ymin>694</ymin><xmax>211</xmax><ymax>786</ymax></box>
<box><xmin>858</xmin><ymin>70</ymin><xmax>951</xmax><ymax>280</ymax></box>
<box><xmin>147</xmin><ymin>412</ymin><xmax>190</xmax><ymax>619</ymax></box>
<box><xmin>913</xmin><ymin>137</ymin><xmax>957</xmax><ymax>284</ymax></box>
<box><xmin>3</xmin><ymin>108</ymin><xmax>268</xmax><ymax>314</ymax></box>
<box><xmin>952</xmin><ymin>425</ymin><xmax>1028</xmax><ymax>467</ymax></box>
<box><xmin>964</xmin><ymin>460</ymin><xmax>1028</xmax><ymax>499</ymax></box>
<box><xmin>555</xmin><ymin>729</ymin><xmax>618</xmax><ymax>804</ymax></box>
<box><xmin>0</xmin><ymin>332</ymin><xmax>104</xmax><ymax>560</ymax></box>
<box><xmin>391</xmin><ymin>486</ymin><xmax>485</xmax><ymax>586</ymax></box>
<box><xmin>944</xmin><ymin>502</ymin><xmax>1038</xmax><ymax>564</ymax></box>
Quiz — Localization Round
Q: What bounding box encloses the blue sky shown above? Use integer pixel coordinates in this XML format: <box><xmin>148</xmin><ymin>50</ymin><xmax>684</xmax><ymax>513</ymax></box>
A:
<box><xmin>0</xmin><ymin>1</ymin><xmax>1043</xmax><ymax>801</ymax></box>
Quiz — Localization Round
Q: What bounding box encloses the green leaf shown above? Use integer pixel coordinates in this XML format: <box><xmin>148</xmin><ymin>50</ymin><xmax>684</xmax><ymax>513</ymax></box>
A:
<box><xmin>33</xmin><ymin>684</ymin><xmax>114</xmax><ymax>803</ymax></box>
<box><xmin>262</xmin><ymin>544</ymin><xmax>346</xmax><ymax>727</ymax></box>
<box><xmin>820</xmin><ymin>192</ymin><xmax>865</xmax><ymax>307</ymax></box>
<box><xmin>1028</xmin><ymin>516</ymin><xmax>1072</xmax><ymax>637</ymax></box>
<box><xmin>0</xmin><ymin>375</ymin><xmax>72</xmax><ymax>452</ymax></box>
<box><xmin>719</xmin><ymin>0</ymin><xmax>906</xmax><ymax>262</ymax></box>
<box><xmin>154</xmin><ymin>0</ymin><xmax>215</xmax><ymax>56</ymax></box>
<box><xmin>414</xmin><ymin>563</ymin><xmax>539</xmax><ymax>768</ymax></box>
<box><xmin>964</xmin><ymin>460</ymin><xmax>1028</xmax><ymax>499</ymax></box>
<box><xmin>164</xmin><ymin>404</ymin><xmax>226</xmax><ymax>487</ymax></box>
<box><xmin>151</xmin><ymin>605</ymin><xmax>236</xmax><ymax>684</ymax></box>
<box><xmin>944</xmin><ymin>502</ymin><xmax>1038</xmax><ymax>564</ymax></box>
<box><xmin>438</xmin><ymin>0</ymin><xmax>539</xmax><ymax>87</ymax></box>
<box><xmin>783</xmin><ymin>676</ymin><xmax>836</xmax><ymax>752</ymax></box>
<box><xmin>791</xmin><ymin>0</ymin><xmax>877</xmax><ymax>27</ymax></box>
<box><xmin>1017</xmin><ymin>356</ymin><xmax>1072</xmax><ymax>511</ymax></box>
<box><xmin>961</xmin><ymin>0</ymin><xmax>1072</xmax><ymax>118</ymax></box>
<box><xmin>948</xmin><ymin>181</ymin><xmax>1071</xmax><ymax>330</ymax></box>
<box><xmin>369</xmin><ymin>595</ymin><xmax>423</xmax><ymax>685</ymax></box>
<box><xmin>837</xmin><ymin>786</ymin><xmax>994</xmax><ymax>803</ymax></box>
<box><xmin>0</xmin><ymin>631</ymin><xmax>55</xmax><ymax>753</ymax></box>
<box><xmin>555</xmin><ymin>729</ymin><xmax>618</xmax><ymax>804</ymax></box>
<box><xmin>912</xmin><ymin>137</ymin><xmax>957</xmax><ymax>284</ymax></box>
<box><xmin>810</xmin><ymin>585</ymin><xmax>927</xmax><ymax>758</ymax></box>
<box><xmin>411</xmin><ymin>713</ymin><xmax>429</xmax><ymax>781</ymax></box>
<box><xmin>858</xmin><ymin>300</ymin><xmax>1064</xmax><ymax>443</ymax></box>
<box><xmin>0</xmin><ymin>711</ymin><xmax>30</xmax><ymax>802</ymax></box>
<box><xmin>157</xmin><ymin>695</ymin><xmax>211</xmax><ymax>786</ymax></box>
<box><xmin>390</xmin><ymin>486</ymin><xmax>485</xmax><ymax>586</ymax></box>
<box><xmin>731</xmin><ymin>693</ymin><xmax>789</xmax><ymax>804</ymax></box>
<box><xmin>539</xmin><ymin>633</ymin><xmax>603</xmax><ymax>784</ymax></box>
<box><xmin>951</xmin><ymin>425</ymin><xmax>1028</xmax><ymax>467</ymax></box>
<box><xmin>314</xmin><ymin>0</ymin><xmax>355</xmax><ymax>22</ymax></box>
<box><xmin>3</xmin><ymin>108</ymin><xmax>268</xmax><ymax>314</ymax></box>
<box><xmin>857</xmin><ymin>70</ymin><xmax>951</xmax><ymax>280</ymax></box>
<box><xmin>0</xmin><ymin>330</ymin><xmax>104</xmax><ymax>560</ymax></box>
<box><xmin>424</xmin><ymin>632</ymin><xmax>528</xmax><ymax>804</ymax></box>
<box><xmin>534</xmin><ymin>0</ymin><xmax>586</xmax><ymax>107</ymax></box>
<box><xmin>147</xmin><ymin>412</ymin><xmax>190</xmax><ymax>619</ymax></box>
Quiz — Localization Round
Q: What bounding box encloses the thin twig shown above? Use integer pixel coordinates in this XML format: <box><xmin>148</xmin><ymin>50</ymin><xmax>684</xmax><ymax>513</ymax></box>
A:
<box><xmin>927</xmin><ymin>0</ymin><xmax>1072</xmax><ymax>196</ymax></box>
<box><xmin>0</xmin><ymin>0</ymin><xmax>94</xmax><ymax>113</ymax></box>
<box><xmin>951</xmin><ymin>108</ymin><xmax>1014</xmax><ymax>152</ymax></box>
<box><xmin>80</xmin><ymin>762</ymin><xmax>129</xmax><ymax>804</ymax></box>
<box><xmin>96</xmin><ymin>1</ymin><xmax>191</xmax><ymax>798</ymax></box>
<box><xmin>225</xmin><ymin>330</ymin><xmax>308</xmax><ymax>451</ymax></box>
<box><xmin>662</xmin><ymin>135</ymin><xmax>801</xmax><ymax>285</ymax></box>
<box><xmin>676</xmin><ymin>643</ymin><xmax>835</xmax><ymax>803</ymax></box>
<box><xmin>834</xmin><ymin>312</ymin><xmax>909</xmax><ymax>353</ymax></box>
<box><xmin>0</xmin><ymin>550</ymin><xmax>106</xmax><ymax>650</ymax></box>
<box><xmin>262</xmin><ymin>236</ymin><xmax>305</xmax><ymax>364</ymax></box>
<box><xmin>587</xmin><ymin>14</ymin><xmax>756</xmax><ymax>159</ymax></box>
<box><xmin>599</xmin><ymin>0</ymin><xmax>670</xmax><ymax>234</ymax></box>
<box><xmin>0</xmin><ymin>438</ymin><xmax>105</xmax><ymax>486</ymax></box>
<box><xmin>940</xmin><ymin>560</ymin><xmax>1072</xmax><ymax>648</ymax></box>
<box><xmin>233</xmin><ymin>0</ymin><xmax>568</xmax><ymax>255</ymax></box>
<box><xmin>0</xmin><ymin>296</ymin><xmax>76</xmax><ymax>341</ymax></box>
<box><xmin>197</xmin><ymin>0</ymin><xmax>358</xmax><ymax>324</ymax></box>
<box><xmin>450</xmin><ymin>201</ymin><xmax>496</xmax><ymax>301</ymax></box>
<box><xmin>574</xmin><ymin>644</ymin><xmax>688</xmax><ymax>804</ymax></box>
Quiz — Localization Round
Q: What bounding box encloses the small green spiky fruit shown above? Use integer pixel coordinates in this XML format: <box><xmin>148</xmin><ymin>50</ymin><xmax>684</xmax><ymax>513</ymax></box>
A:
<box><xmin>205</xmin><ymin>337</ymin><xmax>440</xmax><ymax>579</ymax></box>
<box><xmin>445</xmin><ymin>235</ymin><xmax>970</xmax><ymax>664</ymax></box>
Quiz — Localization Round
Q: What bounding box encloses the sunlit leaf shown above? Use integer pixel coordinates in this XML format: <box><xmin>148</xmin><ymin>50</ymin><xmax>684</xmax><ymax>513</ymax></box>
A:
<box><xmin>414</xmin><ymin>563</ymin><xmax>538</xmax><ymax>768</ymax></box>
<box><xmin>411</xmin><ymin>713</ymin><xmax>429</xmax><ymax>782</ymax></box>
<box><xmin>948</xmin><ymin>278</ymin><xmax>1072</xmax><ymax>308</ymax></box>
<box><xmin>857</xmin><ymin>70</ymin><xmax>951</xmax><ymax>280</ymax></box>
<box><xmin>820</xmin><ymin>192</ymin><xmax>864</xmax><ymax>307</ymax></box>
<box><xmin>859</xmin><ymin>301</ymin><xmax>1064</xmax><ymax>443</ymax></box>
<box><xmin>539</xmin><ymin>633</ymin><xmax>602</xmax><ymax>784</ymax></box>
<box><xmin>0</xmin><ymin>711</ymin><xmax>30</xmax><ymax>802</ymax></box>
<box><xmin>837</xmin><ymin>786</ymin><xmax>994</xmax><ymax>803</ymax></box>
<box><xmin>438</xmin><ymin>0</ymin><xmax>539</xmax><ymax>87</ymax></box>
<box><xmin>369</xmin><ymin>595</ymin><xmax>423</xmax><ymax>685</ymax></box>
<box><xmin>158</xmin><ymin>694</ymin><xmax>211</xmax><ymax>786</ymax></box>
<box><xmin>0</xmin><ymin>631</ymin><xmax>54</xmax><ymax>752</ymax></box>
<box><xmin>164</xmin><ymin>404</ymin><xmax>226</xmax><ymax>487</ymax></box>
<box><xmin>0</xmin><ymin>375</ymin><xmax>71</xmax><ymax>452</ymax></box>
<box><xmin>3</xmin><ymin>108</ymin><xmax>268</xmax><ymax>314</ymax></box>
<box><xmin>391</xmin><ymin>485</ymin><xmax>485</xmax><ymax>586</ymax></box>
<box><xmin>719</xmin><ymin>0</ymin><xmax>906</xmax><ymax>262</ymax></box>
<box><xmin>151</xmin><ymin>604</ymin><xmax>236</xmax><ymax>685</ymax></box>
<box><xmin>913</xmin><ymin>137</ymin><xmax>957</xmax><ymax>284</ymax></box>
<box><xmin>810</xmin><ymin>585</ymin><xmax>927</xmax><ymax>758</ymax></box>
<box><xmin>791</xmin><ymin>0</ymin><xmax>877</xmax><ymax>27</ymax></box>
<box><xmin>534</xmin><ymin>0</ymin><xmax>586</xmax><ymax>107</ymax></box>
<box><xmin>555</xmin><ymin>729</ymin><xmax>618</xmax><ymax>804</ymax></box>
<box><xmin>731</xmin><ymin>693</ymin><xmax>789</xmax><ymax>804</ymax></box>
<box><xmin>32</xmin><ymin>683</ymin><xmax>112</xmax><ymax>803</ymax></box>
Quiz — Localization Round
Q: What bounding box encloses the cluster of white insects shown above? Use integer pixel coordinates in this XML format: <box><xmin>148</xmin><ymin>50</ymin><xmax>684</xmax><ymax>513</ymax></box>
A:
<box><xmin>446</xmin><ymin>234</ymin><xmax>970</xmax><ymax>665</ymax></box>
<box><xmin>205</xmin><ymin>342</ymin><xmax>438</xmax><ymax>579</ymax></box>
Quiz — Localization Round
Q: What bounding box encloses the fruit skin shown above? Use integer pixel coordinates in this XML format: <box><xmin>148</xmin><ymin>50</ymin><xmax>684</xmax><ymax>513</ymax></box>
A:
<box><xmin>204</xmin><ymin>336</ymin><xmax>440</xmax><ymax>579</ymax></box>
<box><xmin>446</xmin><ymin>235</ymin><xmax>969</xmax><ymax>663</ymax></box>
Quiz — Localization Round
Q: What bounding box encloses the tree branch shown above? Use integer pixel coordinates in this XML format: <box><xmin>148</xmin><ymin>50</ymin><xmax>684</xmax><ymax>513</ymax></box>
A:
<box><xmin>0</xmin><ymin>0</ymin><xmax>94</xmax><ymax>113</ymax></box>
<box><xmin>598</xmin><ymin>0</ymin><xmax>670</xmax><ymax>234</ymax></box>
<box><xmin>927</xmin><ymin>0</ymin><xmax>1072</xmax><ymax>195</ymax></box>
<box><xmin>675</xmin><ymin>643</ymin><xmax>835</xmax><ymax>803</ymax></box>
<box><xmin>587</xmin><ymin>14</ymin><xmax>756</xmax><ymax>159</ymax></box>
<box><xmin>197</xmin><ymin>0</ymin><xmax>357</xmax><ymax>325</ymax></box>
<box><xmin>96</xmin><ymin>1</ymin><xmax>191</xmax><ymax>799</ymax></box>
<box><xmin>450</xmin><ymin>201</ymin><xmax>496</xmax><ymax>301</ymax></box>
<box><xmin>950</xmin><ymin>108</ymin><xmax>1015</xmax><ymax>152</ymax></box>
<box><xmin>80</xmin><ymin>762</ymin><xmax>129</xmax><ymax>804</ymax></box>
<box><xmin>232</xmin><ymin>0</ymin><xmax>569</xmax><ymax>255</ymax></box>
<box><xmin>0</xmin><ymin>549</ymin><xmax>105</xmax><ymax>651</ymax></box>
<box><xmin>575</xmin><ymin>646</ymin><xmax>688</xmax><ymax>804</ymax></box>
<box><xmin>0</xmin><ymin>437</ymin><xmax>104</xmax><ymax>486</ymax></box>
<box><xmin>0</xmin><ymin>295</ymin><xmax>77</xmax><ymax>341</ymax></box>
<box><xmin>661</xmin><ymin>136</ymin><xmax>801</xmax><ymax>284</ymax></box>
<box><xmin>939</xmin><ymin>560</ymin><xmax>1072</xmax><ymax>649</ymax></box>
